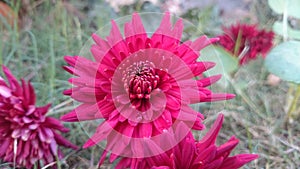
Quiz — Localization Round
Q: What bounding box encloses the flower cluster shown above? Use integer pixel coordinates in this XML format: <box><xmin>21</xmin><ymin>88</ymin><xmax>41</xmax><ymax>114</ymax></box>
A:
<box><xmin>0</xmin><ymin>12</ymin><xmax>259</xmax><ymax>169</ymax></box>
<box><xmin>0</xmin><ymin>66</ymin><xmax>77</xmax><ymax>168</ymax></box>
<box><xmin>218</xmin><ymin>23</ymin><xmax>274</xmax><ymax>65</ymax></box>
<box><xmin>62</xmin><ymin>12</ymin><xmax>257</xmax><ymax>168</ymax></box>
<box><xmin>62</xmin><ymin>12</ymin><xmax>236</xmax><ymax>164</ymax></box>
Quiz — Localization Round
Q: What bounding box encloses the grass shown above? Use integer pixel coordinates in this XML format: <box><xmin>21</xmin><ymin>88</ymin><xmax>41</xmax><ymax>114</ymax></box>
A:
<box><xmin>1</xmin><ymin>0</ymin><xmax>300</xmax><ymax>168</ymax></box>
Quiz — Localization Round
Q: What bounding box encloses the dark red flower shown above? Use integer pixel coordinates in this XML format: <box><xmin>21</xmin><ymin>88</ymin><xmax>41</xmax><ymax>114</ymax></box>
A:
<box><xmin>218</xmin><ymin>23</ymin><xmax>274</xmax><ymax>65</ymax></box>
<box><xmin>0</xmin><ymin>66</ymin><xmax>77</xmax><ymax>168</ymax></box>
<box><xmin>116</xmin><ymin>114</ymin><xmax>259</xmax><ymax>169</ymax></box>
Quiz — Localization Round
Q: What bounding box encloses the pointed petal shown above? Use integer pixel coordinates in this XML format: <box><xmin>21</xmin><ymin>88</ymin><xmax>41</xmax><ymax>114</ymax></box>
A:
<box><xmin>83</xmin><ymin>118</ymin><xmax>118</xmax><ymax>148</ymax></box>
<box><xmin>44</xmin><ymin>117</ymin><xmax>70</xmax><ymax>132</ymax></box>
<box><xmin>216</xmin><ymin>136</ymin><xmax>239</xmax><ymax>159</ymax></box>
<box><xmin>90</xmin><ymin>44</ymin><xmax>106</xmax><ymax>62</ymax></box>
<box><xmin>191</xmin><ymin>36</ymin><xmax>219</xmax><ymax>52</ymax></box>
<box><xmin>98</xmin><ymin>150</ymin><xmax>108</xmax><ymax>167</ymax></box>
<box><xmin>197</xmin><ymin>114</ymin><xmax>224</xmax><ymax>152</ymax></box>
<box><xmin>189</xmin><ymin>62</ymin><xmax>216</xmax><ymax>76</ymax></box>
<box><xmin>107</xmin><ymin>20</ymin><xmax>123</xmax><ymax>46</ymax></box>
<box><xmin>53</xmin><ymin>131</ymin><xmax>78</xmax><ymax>150</ymax></box>
<box><xmin>2</xmin><ymin>65</ymin><xmax>21</xmax><ymax>94</ymax></box>
<box><xmin>60</xmin><ymin>103</ymin><xmax>104</xmax><ymax>122</ymax></box>
<box><xmin>203</xmin><ymin>93</ymin><xmax>236</xmax><ymax>102</ymax></box>
<box><xmin>197</xmin><ymin>75</ymin><xmax>222</xmax><ymax>87</ymax></box>
<box><xmin>220</xmin><ymin>154</ymin><xmax>259</xmax><ymax>169</ymax></box>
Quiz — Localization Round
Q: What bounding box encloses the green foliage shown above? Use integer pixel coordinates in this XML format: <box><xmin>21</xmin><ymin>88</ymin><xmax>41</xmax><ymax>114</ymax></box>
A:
<box><xmin>265</xmin><ymin>40</ymin><xmax>300</xmax><ymax>84</ymax></box>
<box><xmin>268</xmin><ymin>0</ymin><xmax>300</xmax><ymax>19</ymax></box>
<box><xmin>200</xmin><ymin>45</ymin><xmax>238</xmax><ymax>78</ymax></box>
<box><xmin>273</xmin><ymin>21</ymin><xmax>300</xmax><ymax>40</ymax></box>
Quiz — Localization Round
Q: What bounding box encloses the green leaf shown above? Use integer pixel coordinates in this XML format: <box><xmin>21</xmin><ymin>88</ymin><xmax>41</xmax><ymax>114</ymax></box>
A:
<box><xmin>265</xmin><ymin>40</ymin><xmax>300</xmax><ymax>84</ymax></box>
<box><xmin>273</xmin><ymin>21</ymin><xmax>300</xmax><ymax>40</ymax></box>
<box><xmin>268</xmin><ymin>0</ymin><xmax>300</xmax><ymax>19</ymax></box>
<box><xmin>199</xmin><ymin>45</ymin><xmax>238</xmax><ymax>85</ymax></box>
<box><xmin>268</xmin><ymin>0</ymin><xmax>286</xmax><ymax>14</ymax></box>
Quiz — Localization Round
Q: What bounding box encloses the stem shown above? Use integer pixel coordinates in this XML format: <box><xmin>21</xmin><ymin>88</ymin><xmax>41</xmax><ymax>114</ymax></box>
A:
<box><xmin>285</xmin><ymin>83</ymin><xmax>294</xmax><ymax>108</ymax></box>
<box><xmin>283</xmin><ymin>0</ymin><xmax>288</xmax><ymax>41</ymax></box>
<box><xmin>246</xmin><ymin>125</ymin><xmax>253</xmax><ymax>153</ymax></box>
<box><xmin>13</xmin><ymin>139</ymin><xmax>17</xmax><ymax>169</ymax></box>
<box><xmin>49</xmin><ymin>34</ymin><xmax>55</xmax><ymax>102</ymax></box>
<box><xmin>0</xmin><ymin>32</ymin><xmax>2</xmax><ymax>65</ymax></box>
<box><xmin>225</xmin><ymin>75</ymin><xmax>271</xmax><ymax>122</ymax></box>
<box><xmin>56</xmin><ymin>155</ymin><xmax>62</xmax><ymax>169</ymax></box>
<box><xmin>286</xmin><ymin>84</ymin><xmax>300</xmax><ymax>122</ymax></box>
<box><xmin>233</xmin><ymin>29</ymin><xmax>243</xmax><ymax>57</ymax></box>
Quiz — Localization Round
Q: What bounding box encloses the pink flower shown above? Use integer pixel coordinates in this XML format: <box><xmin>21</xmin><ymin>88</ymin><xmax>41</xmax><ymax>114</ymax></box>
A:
<box><xmin>218</xmin><ymin>23</ymin><xmax>274</xmax><ymax>65</ymax></box>
<box><xmin>116</xmin><ymin>114</ymin><xmax>259</xmax><ymax>169</ymax></box>
<box><xmin>62</xmin><ymin>12</ymin><xmax>234</xmax><ymax>164</ymax></box>
<box><xmin>0</xmin><ymin>66</ymin><xmax>77</xmax><ymax>168</ymax></box>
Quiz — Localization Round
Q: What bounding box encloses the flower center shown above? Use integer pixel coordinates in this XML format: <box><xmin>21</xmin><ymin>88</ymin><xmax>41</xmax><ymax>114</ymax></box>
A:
<box><xmin>122</xmin><ymin>61</ymin><xmax>159</xmax><ymax>111</ymax></box>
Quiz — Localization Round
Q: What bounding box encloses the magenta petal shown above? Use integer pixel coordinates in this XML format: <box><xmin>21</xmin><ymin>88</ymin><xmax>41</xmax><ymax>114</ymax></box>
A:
<box><xmin>172</xmin><ymin>18</ymin><xmax>184</xmax><ymax>41</ymax></box>
<box><xmin>216</xmin><ymin>136</ymin><xmax>239</xmax><ymax>159</ymax></box>
<box><xmin>36</xmin><ymin>103</ymin><xmax>51</xmax><ymax>116</ymax></box>
<box><xmin>220</xmin><ymin>154</ymin><xmax>259</xmax><ymax>169</ymax></box>
<box><xmin>83</xmin><ymin>121</ymin><xmax>115</xmax><ymax>148</ymax></box>
<box><xmin>90</xmin><ymin>44</ymin><xmax>105</xmax><ymax>63</ymax></box>
<box><xmin>60</xmin><ymin>111</ymin><xmax>78</xmax><ymax>122</ymax></box>
<box><xmin>107</xmin><ymin>20</ymin><xmax>123</xmax><ymax>46</ymax></box>
<box><xmin>50</xmin><ymin>140</ymin><xmax>58</xmax><ymax>155</ymax></box>
<box><xmin>116</xmin><ymin>158</ymin><xmax>133</xmax><ymax>169</ymax></box>
<box><xmin>125</xmin><ymin>12</ymin><xmax>146</xmax><ymax>37</ymax></box>
<box><xmin>197</xmin><ymin>75</ymin><xmax>222</xmax><ymax>87</ymax></box>
<box><xmin>202</xmin><ymin>157</ymin><xmax>223</xmax><ymax>169</ymax></box>
<box><xmin>63</xmin><ymin>88</ymin><xmax>72</xmax><ymax>95</ymax></box>
<box><xmin>195</xmin><ymin>145</ymin><xmax>217</xmax><ymax>163</ymax></box>
<box><xmin>138</xmin><ymin>123</ymin><xmax>153</xmax><ymax>138</ymax></box>
<box><xmin>53</xmin><ymin>132</ymin><xmax>78</xmax><ymax>150</ymax></box>
<box><xmin>63</xmin><ymin>65</ymin><xmax>78</xmax><ymax>75</ymax></box>
<box><xmin>2</xmin><ymin>65</ymin><xmax>21</xmax><ymax>93</ymax></box>
<box><xmin>152</xmin><ymin>166</ymin><xmax>170</xmax><ymax>169</ymax></box>
<box><xmin>189</xmin><ymin>62</ymin><xmax>216</xmax><ymax>76</ymax></box>
<box><xmin>197</xmin><ymin>114</ymin><xmax>224</xmax><ymax>152</ymax></box>
<box><xmin>179</xmin><ymin>133</ymin><xmax>196</xmax><ymax>168</ymax></box>
<box><xmin>191</xmin><ymin>36</ymin><xmax>215</xmax><ymax>51</ymax></box>
<box><xmin>191</xmin><ymin>113</ymin><xmax>205</xmax><ymax>130</ymax></box>
<box><xmin>64</xmin><ymin>55</ymin><xmax>78</xmax><ymax>67</ymax></box>
<box><xmin>0</xmin><ymin>85</ymin><xmax>12</xmax><ymax>98</ymax></box>
<box><xmin>0</xmin><ymin>139</ymin><xmax>10</xmax><ymax>156</ymax></box>
<box><xmin>44</xmin><ymin>117</ymin><xmax>70</xmax><ymax>132</ymax></box>
<box><xmin>155</xmin><ymin>12</ymin><xmax>172</xmax><ymax>36</ymax></box>
<box><xmin>204</xmin><ymin>93</ymin><xmax>236</xmax><ymax>102</ymax></box>
<box><xmin>98</xmin><ymin>150</ymin><xmax>108</xmax><ymax>167</ymax></box>
<box><xmin>60</xmin><ymin>103</ymin><xmax>102</xmax><ymax>122</ymax></box>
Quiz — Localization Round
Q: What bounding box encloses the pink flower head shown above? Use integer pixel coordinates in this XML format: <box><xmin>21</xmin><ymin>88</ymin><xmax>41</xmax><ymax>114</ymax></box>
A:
<box><xmin>0</xmin><ymin>66</ymin><xmax>77</xmax><ymax>168</ymax></box>
<box><xmin>218</xmin><ymin>23</ymin><xmax>274</xmax><ymax>65</ymax></box>
<box><xmin>116</xmin><ymin>114</ymin><xmax>259</xmax><ymax>169</ymax></box>
<box><xmin>62</xmin><ymin>12</ymin><xmax>234</xmax><ymax>164</ymax></box>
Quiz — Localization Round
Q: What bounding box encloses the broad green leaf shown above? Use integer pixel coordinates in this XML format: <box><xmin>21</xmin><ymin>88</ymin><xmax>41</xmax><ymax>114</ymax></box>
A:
<box><xmin>268</xmin><ymin>0</ymin><xmax>286</xmax><ymax>14</ymax></box>
<box><xmin>268</xmin><ymin>0</ymin><xmax>300</xmax><ymax>19</ymax></box>
<box><xmin>265</xmin><ymin>40</ymin><xmax>300</xmax><ymax>84</ymax></box>
<box><xmin>288</xmin><ymin>0</ymin><xmax>300</xmax><ymax>18</ymax></box>
<box><xmin>199</xmin><ymin>45</ymin><xmax>238</xmax><ymax>85</ymax></box>
<box><xmin>273</xmin><ymin>21</ymin><xmax>300</xmax><ymax>40</ymax></box>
